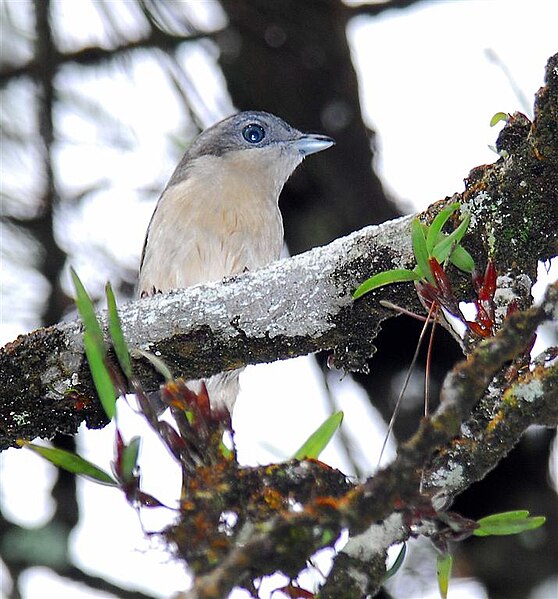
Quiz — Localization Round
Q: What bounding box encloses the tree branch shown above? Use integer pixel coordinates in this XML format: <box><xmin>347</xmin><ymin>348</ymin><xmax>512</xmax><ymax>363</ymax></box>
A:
<box><xmin>348</xmin><ymin>0</ymin><xmax>426</xmax><ymax>17</ymax></box>
<box><xmin>318</xmin><ymin>284</ymin><xmax>558</xmax><ymax>597</ymax></box>
<box><xmin>1</xmin><ymin>53</ymin><xmax>557</xmax><ymax>455</ymax></box>
<box><xmin>180</xmin><ymin>281</ymin><xmax>558</xmax><ymax>599</ymax></box>
<box><xmin>0</xmin><ymin>26</ymin><xmax>217</xmax><ymax>85</ymax></box>
<box><xmin>0</xmin><ymin>212</ymin><xmax>416</xmax><ymax>449</ymax></box>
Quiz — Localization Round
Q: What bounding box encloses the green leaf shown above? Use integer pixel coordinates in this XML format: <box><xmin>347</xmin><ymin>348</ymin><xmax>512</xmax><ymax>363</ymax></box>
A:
<box><xmin>71</xmin><ymin>268</ymin><xmax>104</xmax><ymax>350</ymax></box>
<box><xmin>449</xmin><ymin>244</ymin><xmax>475</xmax><ymax>273</ymax></box>
<box><xmin>23</xmin><ymin>441</ymin><xmax>118</xmax><ymax>486</ymax></box>
<box><xmin>383</xmin><ymin>543</ymin><xmax>407</xmax><ymax>582</ymax></box>
<box><xmin>106</xmin><ymin>283</ymin><xmax>133</xmax><ymax>378</ymax></box>
<box><xmin>432</xmin><ymin>214</ymin><xmax>471</xmax><ymax>264</ymax></box>
<box><xmin>120</xmin><ymin>436</ymin><xmax>141</xmax><ymax>483</ymax></box>
<box><xmin>70</xmin><ymin>268</ymin><xmax>106</xmax><ymax>354</ymax></box>
<box><xmin>353</xmin><ymin>269</ymin><xmax>421</xmax><ymax>299</ymax></box>
<box><xmin>436</xmin><ymin>553</ymin><xmax>453</xmax><ymax>599</ymax></box>
<box><xmin>474</xmin><ymin>510</ymin><xmax>546</xmax><ymax>537</ymax></box>
<box><xmin>71</xmin><ymin>268</ymin><xmax>116</xmax><ymax>419</ymax></box>
<box><xmin>490</xmin><ymin>111</ymin><xmax>508</xmax><ymax>127</ymax></box>
<box><xmin>131</xmin><ymin>348</ymin><xmax>174</xmax><ymax>382</ymax></box>
<box><xmin>293</xmin><ymin>411</ymin><xmax>343</xmax><ymax>460</ymax></box>
<box><xmin>84</xmin><ymin>330</ymin><xmax>117</xmax><ymax>420</ymax></box>
<box><xmin>412</xmin><ymin>264</ymin><xmax>425</xmax><ymax>279</ymax></box>
<box><xmin>412</xmin><ymin>218</ymin><xmax>434</xmax><ymax>284</ymax></box>
<box><xmin>426</xmin><ymin>203</ymin><xmax>460</xmax><ymax>253</ymax></box>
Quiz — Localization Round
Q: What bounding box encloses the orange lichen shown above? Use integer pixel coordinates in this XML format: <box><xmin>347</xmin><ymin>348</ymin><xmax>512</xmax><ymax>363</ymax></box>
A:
<box><xmin>486</xmin><ymin>410</ymin><xmax>506</xmax><ymax>434</ymax></box>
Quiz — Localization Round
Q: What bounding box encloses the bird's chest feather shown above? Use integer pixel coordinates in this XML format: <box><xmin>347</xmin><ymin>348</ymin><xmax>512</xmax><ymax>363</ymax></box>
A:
<box><xmin>140</xmin><ymin>153</ymin><xmax>286</xmax><ymax>291</ymax></box>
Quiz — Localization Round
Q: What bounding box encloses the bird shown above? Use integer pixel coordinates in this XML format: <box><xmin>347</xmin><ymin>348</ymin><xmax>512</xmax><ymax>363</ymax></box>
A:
<box><xmin>138</xmin><ymin>111</ymin><xmax>334</xmax><ymax>412</ymax></box>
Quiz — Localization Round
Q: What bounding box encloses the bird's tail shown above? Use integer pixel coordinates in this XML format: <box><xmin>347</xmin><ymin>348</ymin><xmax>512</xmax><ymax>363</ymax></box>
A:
<box><xmin>188</xmin><ymin>369</ymin><xmax>242</xmax><ymax>413</ymax></box>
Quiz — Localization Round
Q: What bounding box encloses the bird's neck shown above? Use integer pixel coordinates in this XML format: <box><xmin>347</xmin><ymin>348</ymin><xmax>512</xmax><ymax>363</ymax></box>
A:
<box><xmin>185</xmin><ymin>147</ymin><xmax>303</xmax><ymax>208</ymax></box>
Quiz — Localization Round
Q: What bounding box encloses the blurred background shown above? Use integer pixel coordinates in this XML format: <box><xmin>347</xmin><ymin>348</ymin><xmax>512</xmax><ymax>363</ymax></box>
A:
<box><xmin>1</xmin><ymin>1</ymin><xmax>557</xmax><ymax>598</ymax></box>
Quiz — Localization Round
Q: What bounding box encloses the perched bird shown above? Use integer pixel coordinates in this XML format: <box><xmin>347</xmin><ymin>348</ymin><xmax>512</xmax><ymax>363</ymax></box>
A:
<box><xmin>139</xmin><ymin>111</ymin><xmax>334</xmax><ymax>411</ymax></box>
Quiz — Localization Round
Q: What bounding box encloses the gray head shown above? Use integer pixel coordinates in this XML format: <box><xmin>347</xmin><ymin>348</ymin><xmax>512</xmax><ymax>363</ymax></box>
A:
<box><xmin>168</xmin><ymin>111</ymin><xmax>334</xmax><ymax>186</ymax></box>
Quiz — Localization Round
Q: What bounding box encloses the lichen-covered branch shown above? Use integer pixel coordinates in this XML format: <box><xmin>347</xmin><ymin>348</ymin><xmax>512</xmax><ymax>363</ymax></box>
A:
<box><xmin>0</xmin><ymin>213</ymin><xmax>416</xmax><ymax>449</ymax></box>
<box><xmin>1</xmin><ymin>54</ymin><xmax>557</xmax><ymax>452</ymax></box>
<box><xmin>180</xmin><ymin>281</ymin><xmax>557</xmax><ymax>599</ymax></box>
<box><xmin>318</xmin><ymin>284</ymin><xmax>557</xmax><ymax>598</ymax></box>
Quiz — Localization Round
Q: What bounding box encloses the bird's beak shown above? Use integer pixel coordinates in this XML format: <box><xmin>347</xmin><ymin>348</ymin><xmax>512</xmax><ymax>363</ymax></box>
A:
<box><xmin>293</xmin><ymin>133</ymin><xmax>335</xmax><ymax>156</ymax></box>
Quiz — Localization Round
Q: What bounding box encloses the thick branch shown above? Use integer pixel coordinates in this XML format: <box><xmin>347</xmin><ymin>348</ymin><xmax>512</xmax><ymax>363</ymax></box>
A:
<box><xmin>0</xmin><ymin>214</ymin><xmax>416</xmax><ymax>449</ymax></box>
<box><xmin>1</xmin><ymin>53</ymin><xmax>557</xmax><ymax>451</ymax></box>
<box><xmin>184</xmin><ymin>282</ymin><xmax>558</xmax><ymax>599</ymax></box>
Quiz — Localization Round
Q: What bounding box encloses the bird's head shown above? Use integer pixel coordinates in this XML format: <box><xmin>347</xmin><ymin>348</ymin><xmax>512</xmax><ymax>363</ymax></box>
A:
<box><xmin>168</xmin><ymin>111</ymin><xmax>334</xmax><ymax>193</ymax></box>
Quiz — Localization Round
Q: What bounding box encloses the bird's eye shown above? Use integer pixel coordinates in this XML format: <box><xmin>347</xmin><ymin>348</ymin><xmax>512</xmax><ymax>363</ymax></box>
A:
<box><xmin>242</xmin><ymin>123</ymin><xmax>265</xmax><ymax>144</ymax></box>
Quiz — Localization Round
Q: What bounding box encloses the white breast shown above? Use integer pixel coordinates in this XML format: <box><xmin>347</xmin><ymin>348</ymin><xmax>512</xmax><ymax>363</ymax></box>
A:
<box><xmin>138</xmin><ymin>148</ymin><xmax>295</xmax><ymax>295</ymax></box>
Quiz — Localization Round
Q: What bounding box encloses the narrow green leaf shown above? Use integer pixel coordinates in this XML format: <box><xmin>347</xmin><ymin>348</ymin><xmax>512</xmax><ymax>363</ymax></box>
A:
<box><xmin>320</xmin><ymin>529</ymin><xmax>336</xmax><ymax>546</ymax></box>
<box><xmin>490</xmin><ymin>111</ymin><xmax>508</xmax><ymax>127</ymax></box>
<box><xmin>412</xmin><ymin>264</ymin><xmax>425</xmax><ymax>279</ymax></box>
<box><xmin>436</xmin><ymin>553</ymin><xmax>453</xmax><ymax>599</ymax></box>
<box><xmin>479</xmin><ymin>509</ymin><xmax>529</xmax><ymax>522</ymax></box>
<box><xmin>412</xmin><ymin>218</ymin><xmax>435</xmax><ymax>284</ymax></box>
<box><xmin>474</xmin><ymin>510</ymin><xmax>546</xmax><ymax>536</ymax></box>
<box><xmin>449</xmin><ymin>244</ymin><xmax>475</xmax><ymax>273</ymax></box>
<box><xmin>106</xmin><ymin>283</ymin><xmax>133</xmax><ymax>378</ymax></box>
<box><xmin>23</xmin><ymin>441</ymin><xmax>118</xmax><ymax>486</ymax></box>
<box><xmin>353</xmin><ymin>269</ymin><xmax>421</xmax><ymax>299</ymax></box>
<box><xmin>131</xmin><ymin>348</ymin><xmax>174</xmax><ymax>382</ymax></box>
<box><xmin>432</xmin><ymin>214</ymin><xmax>471</xmax><ymax>264</ymax></box>
<box><xmin>71</xmin><ymin>268</ymin><xmax>104</xmax><ymax>350</ymax></box>
<box><xmin>72</xmin><ymin>268</ymin><xmax>116</xmax><ymax>419</ymax></box>
<box><xmin>84</xmin><ymin>330</ymin><xmax>117</xmax><ymax>420</ymax></box>
<box><xmin>120</xmin><ymin>436</ymin><xmax>141</xmax><ymax>483</ymax></box>
<box><xmin>383</xmin><ymin>543</ymin><xmax>407</xmax><ymax>582</ymax></box>
<box><xmin>293</xmin><ymin>411</ymin><xmax>344</xmax><ymax>460</ymax></box>
<box><xmin>426</xmin><ymin>203</ymin><xmax>460</xmax><ymax>253</ymax></box>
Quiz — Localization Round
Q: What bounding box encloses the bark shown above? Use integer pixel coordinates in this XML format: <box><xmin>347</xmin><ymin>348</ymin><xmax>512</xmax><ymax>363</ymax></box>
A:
<box><xmin>182</xmin><ymin>281</ymin><xmax>558</xmax><ymax>599</ymax></box>
<box><xmin>1</xmin><ymin>53</ymin><xmax>557</xmax><ymax>450</ymax></box>
<box><xmin>0</xmin><ymin>213</ymin><xmax>415</xmax><ymax>449</ymax></box>
<box><xmin>319</xmin><ymin>289</ymin><xmax>558</xmax><ymax>598</ymax></box>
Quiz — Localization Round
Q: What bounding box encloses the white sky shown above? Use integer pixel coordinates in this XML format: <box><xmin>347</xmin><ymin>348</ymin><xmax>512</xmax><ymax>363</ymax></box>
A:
<box><xmin>1</xmin><ymin>1</ymin><xmax>557</xmax><ymax>598</ymax></box>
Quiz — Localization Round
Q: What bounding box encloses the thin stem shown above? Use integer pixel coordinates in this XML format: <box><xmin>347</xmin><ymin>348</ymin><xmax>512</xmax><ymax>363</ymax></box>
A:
<box><xmin>424</xmin><ymin>305</ymin><xmax>439</xmax><ymax>416</ymax></box>
<box><xmin>379</xmin><ymin>300</ymin><xmax>428</xmax><ymax>322</ymax></box>
<box><xmin>378</xmin><ymin>302</ymin><xmax>438</xmax><ymax>466</ymax></box>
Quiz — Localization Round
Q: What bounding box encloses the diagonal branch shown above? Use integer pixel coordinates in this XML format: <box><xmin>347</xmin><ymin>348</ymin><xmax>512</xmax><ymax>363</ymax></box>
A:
<box><xmin>182</xmin><ymin>281</ymin><xmax>558</xmax><ymax>599</ymax></box>
<box><xmin>1</xmin><ymin>53</ymin><xmax>557</xmax><ymax>453</ymax></box>
<box><xmin>319</xmin><ymin>283</ymin><xmax>558</xmax><ymax>598</ymax></box>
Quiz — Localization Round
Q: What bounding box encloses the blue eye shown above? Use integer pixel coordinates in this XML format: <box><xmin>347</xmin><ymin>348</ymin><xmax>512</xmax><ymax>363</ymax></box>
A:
<box><xmin>242</xmin><ymin>123</ymin><xmax>265</xmax><ymax>144</ymax></box>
